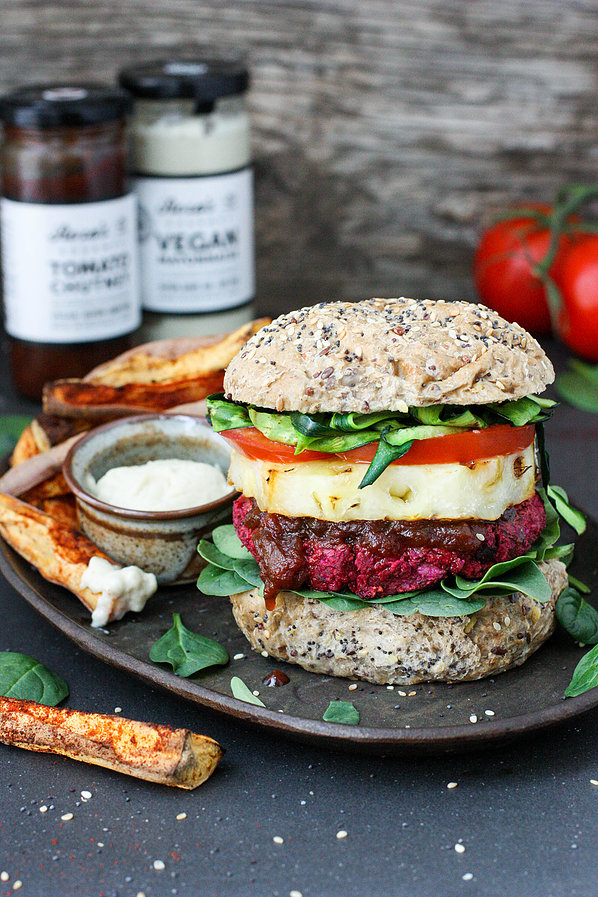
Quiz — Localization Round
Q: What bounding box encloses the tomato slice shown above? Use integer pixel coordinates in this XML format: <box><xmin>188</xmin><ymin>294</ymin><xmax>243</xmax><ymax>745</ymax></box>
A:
<box><xmin>222</xmin><ymin>424</ymin><xmax>535</xmax><ymax>466</ymax></box>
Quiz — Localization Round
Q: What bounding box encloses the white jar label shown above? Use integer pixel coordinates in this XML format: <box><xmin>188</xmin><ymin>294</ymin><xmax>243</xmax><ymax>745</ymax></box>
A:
<box><xmin>1</xmin><ymin>195</ymin><xmax>140</xmax><ymax>343</ymax></box>
<box><xmin>133</xmin><ymin>167</ymin><xmax>254</xmax><ymax>313</ymax></box>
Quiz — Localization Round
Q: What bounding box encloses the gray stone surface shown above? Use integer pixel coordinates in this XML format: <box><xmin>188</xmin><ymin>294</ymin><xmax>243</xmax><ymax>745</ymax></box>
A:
<box><xmin>0</xmin><ymin>329</ymin><xmax>598</xmax><ymax>896</ymax></box>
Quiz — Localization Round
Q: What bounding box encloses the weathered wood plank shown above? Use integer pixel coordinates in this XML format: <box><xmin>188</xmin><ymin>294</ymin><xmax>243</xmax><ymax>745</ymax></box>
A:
<box><xmin>2</xmin><ymin>0</ymin><xmax>598</xmax><ymax>315</ymax></box>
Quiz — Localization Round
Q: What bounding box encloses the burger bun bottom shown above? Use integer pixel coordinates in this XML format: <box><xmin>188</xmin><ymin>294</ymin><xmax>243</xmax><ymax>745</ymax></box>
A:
<box><xmin>230</xmin><ymin>559</ymin><xmax>567</xmax><ymax>685</ymax></box>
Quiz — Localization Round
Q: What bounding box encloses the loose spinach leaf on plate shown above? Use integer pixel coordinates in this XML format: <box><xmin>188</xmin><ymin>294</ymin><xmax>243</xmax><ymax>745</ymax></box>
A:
<box><xmin>0</xmin><ymin>415</ymin><xmax>32</xmax><ymax>456</ymax></box>
<box><xmin>0</xmin><ymin>652</ymin><xmax>68</xmax><ymax>706</ymax></box>
<box><xmin>230</xmin><ymin>675</ymin><xmax>265</xmax><ymax>707</ymax></box>
<box><xmin>322</xmin><ymin>700</ymin><xmax>360</xmax><ymax>726</ymax></box>
<box><xmin>149</xmin><ymin>613</ymin><xmax>229</xmax><ymax>677</ymax></box>
<box><xmin>565</xmin><ymin>643</ymin><xmax>598</xmax><ymax>698</ymax></box>
<box><xmin>555</xmin><ymin>359</ymin><xmax>598</xmax><ymax>414</ymax></box>
<box><xmin>556</xmin><ymin>587</ymin><xmax>598</xmax><ymax>645</ymax></box>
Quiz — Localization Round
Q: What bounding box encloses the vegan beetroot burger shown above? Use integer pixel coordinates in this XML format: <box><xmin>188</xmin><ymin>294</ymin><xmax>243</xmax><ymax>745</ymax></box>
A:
<box><xmin>202</xmin><ymin>297</ymin><xmax>572</xmax><ymax>685</ymax></box>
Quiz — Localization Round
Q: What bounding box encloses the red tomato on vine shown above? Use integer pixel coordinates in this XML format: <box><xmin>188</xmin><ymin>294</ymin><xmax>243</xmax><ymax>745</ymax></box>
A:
<box><xmin>474</xmin><ymin>205</ymin><xmax>563</xmax><ymax>334</ymax></box>
<box><xmin>552</xmin><ymin>234</ymin><xmax>598</xmax><ymax>362</ymax></box>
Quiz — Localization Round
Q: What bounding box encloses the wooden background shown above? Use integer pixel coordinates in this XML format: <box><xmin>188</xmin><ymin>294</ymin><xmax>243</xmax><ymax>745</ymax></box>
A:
<box><xmin>3</xmin><ymin>0</ymin><xmax>598</xmax><ymax>316</ymax></box>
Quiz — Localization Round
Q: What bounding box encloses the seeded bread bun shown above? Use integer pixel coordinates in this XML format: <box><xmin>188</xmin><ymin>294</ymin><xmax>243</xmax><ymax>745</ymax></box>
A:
<box><xmin>223</xmin><ymin>298</ymin><xmax>554</xmax><ymax>413</ymax></box>
<box><xmin>229</xmin><ymin>559</ymin><xmax>566</xmax><ymax>685</ymax></box>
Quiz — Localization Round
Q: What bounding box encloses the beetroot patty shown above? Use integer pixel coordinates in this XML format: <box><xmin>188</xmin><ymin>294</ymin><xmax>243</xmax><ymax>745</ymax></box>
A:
<box><xmin>233</xmin><ymin>494</ymin><xmax>546</xmax><ymax>603</ymax></box>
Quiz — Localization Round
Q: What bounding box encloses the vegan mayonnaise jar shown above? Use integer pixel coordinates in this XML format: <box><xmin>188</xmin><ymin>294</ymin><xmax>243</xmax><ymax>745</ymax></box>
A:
<box><xmin>87</xmin><ymin>458</ymin><xmax>231</xmax><ymax>512</ymax></box>
<box><xmin>119</xmin><ymin>60</ymin><xmax>254</xmax><ymax>341</ymax></box>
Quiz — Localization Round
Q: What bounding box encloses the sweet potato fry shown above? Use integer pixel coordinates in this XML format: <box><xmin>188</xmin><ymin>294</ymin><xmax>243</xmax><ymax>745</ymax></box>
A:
<box><xmin>89</xmin><ymin>318</ymin><xmax>269</xmax><ymax>386</ymax></box>
<box><xmin>42</xmin><ymin>319</ymin><xmax>268</xmax><ymax>419</ymax></box>
<box><xmin>0</xmin><ymin>697</ymin><xmax>222</xmax><ymax>789</ymax></box>
<box><xmin>0</xmin><ymin>492</ymin><xmax>155</xmax><ymax>624</ymax></box>
<box><xmin>43</xmin><ymin>371</ymin><xmax>226</xmax><ymax>420</ymax></box>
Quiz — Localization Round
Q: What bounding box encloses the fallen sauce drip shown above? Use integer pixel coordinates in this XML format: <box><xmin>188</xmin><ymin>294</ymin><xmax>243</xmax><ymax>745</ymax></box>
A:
<box><xmin>262</xmin><ymin>670</ymin><xmax>290</xmax><ymax>687</ymax></box>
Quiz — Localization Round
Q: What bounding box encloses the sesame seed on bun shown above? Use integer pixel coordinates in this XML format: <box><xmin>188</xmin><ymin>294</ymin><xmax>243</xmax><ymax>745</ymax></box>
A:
<box><xmin>223</xmin><ymin>298</ymin><xmax>554</xmax><ymax>413</ymax></box>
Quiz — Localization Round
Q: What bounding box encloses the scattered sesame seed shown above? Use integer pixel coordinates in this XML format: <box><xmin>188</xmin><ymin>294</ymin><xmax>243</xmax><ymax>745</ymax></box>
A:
<box><xmin>39</xmin><ymin>805</ymin><xmax>48</xmax><ymax>814</ymax></box>
<box><xmin>475</xmin><ymin>533</ymin><xmax>485</xmax><ymax>541</ymax></box>
<box><xmin>176</xmin><ymin>812</ymin><xmax>187</xmax><ymax>821</ymax></box>
<box><xmin>485</xmin><ymin>710</ymin><xmax>495</xmax><ymax>717</ymax></box>
<box><xmin>504</xmin><ymin>615</ymin><xmax>511</xmax><ymax>626</ymax></box>
<box><xmin>591</xmin><ymin>779</ymin><xmax>598</xmax><ymax>786</ymax></box>
<box><xmin>469</xmin><ymin>714</ymin><xmax>478</xmax><ymax>724</ymax></box>
<box><xmin>153</xmin><ymin>859</ymin><xmax>165</xmax><ymax>871</ymax></box>
<box><xmin>290</xmin><ymin>891</ymin><xmax>303</xmax><ymax>897</ymax></box>
<box><xmin>1</xmin><ymin>873</ymin><xmax>8</xmax><ymax>882</ymax></box>
<box><xmin>336</xmin><ymin>830</ymin><xmax>348</xmax><ymax>840</ymax></box>
<box><xmin>97</xmin><ymin>843</ymin><xmax>104</xmax><ymax>848</ymax></box>
<box><xmin>462</xmin><ymin>873</ymin><xmax>473</xmax><ymax>881</ymax></box>
<box><xmin>261</xmin><ymin>651</ymin><xmax>269</xmax><ymax>657</ymax></box>
<box><xmin>398</xmin><ymin>690</ymin><xmax>407</xmax><ymax>697</ymax></box>
<box><xmin>137</xmin><ymin>892</ymin><xmax>147</xmax><ymax>897</ymax></box>
<box><xmin>408</xmin><ymin>690</ymin><xmax>417</xmax><ymax>697</ymax></box>
<box><xmin>233</xmin><ymin>653</ymin><xmax>245</xmax><ymax>660</ymax></box>
<box><xmin>447</xmin><ymin>782</ymin><xmax>458</xmax><ymax>790</ymax></box>
<box><xmin>114</xmin><ymin>707</ymin><xmax>122</xmax><ymax>713</ymax></box>
<box><xmin>455</xmin><ymin>843</ymin><xmax>465</xmax><ymax>854</ymax></box>
<box><xmin>81</xmin><ymin>790</ymin><xmax>92</xmax><ymax>800</ymax></box>
<box><xmin>273</xmin><ymin>836</ymin><xmax>284</xmax><ymax>845</ymax></box>
<box><xmin>348</xmin><ymin>683</ymin><xmax>357</xmax><ymax>691</ymax></box>
<box><xmin>61</xmin><ymin>813</ymin><xmax>73</xmax><ymax>821</ymax></box>
<box><xmin>252</xmin><ymin>690</ymin><xmax>260</xmax><ymax>697</ymax></box>
<box><xmin>493</xmin><ymin>622</ymin><xmax>501</xmax><ymax>631</ymax></box>
<box><xmin>12</xmin><ymin>882</ymin><xmax>22</xmax><ymax>891</ymax></box>
<box><xmin>386</xmin><ymin>685</ymin><xmax>394</xmax><ymax>691</ymax></box>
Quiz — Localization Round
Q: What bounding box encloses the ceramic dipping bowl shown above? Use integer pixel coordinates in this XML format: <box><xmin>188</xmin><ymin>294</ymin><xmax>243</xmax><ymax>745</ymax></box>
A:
<box><xmin>63</xmin><ymin>414</ymin><xmax>237</xmax><ymax>585</ymax></box>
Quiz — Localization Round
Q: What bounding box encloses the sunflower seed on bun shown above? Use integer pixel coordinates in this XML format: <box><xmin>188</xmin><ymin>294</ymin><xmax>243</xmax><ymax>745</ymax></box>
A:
<box><xmin>223</xmin><ymin>298</ymin><xmax>554</xmax><ymax>413</ymax></box>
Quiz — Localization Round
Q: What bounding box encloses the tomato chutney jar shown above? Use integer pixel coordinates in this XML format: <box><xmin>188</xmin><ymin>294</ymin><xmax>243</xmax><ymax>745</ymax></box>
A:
<box><xmin>0</xmin><ymin>85</ymin><xmax>140</xmax><ymax>399</ymax></box>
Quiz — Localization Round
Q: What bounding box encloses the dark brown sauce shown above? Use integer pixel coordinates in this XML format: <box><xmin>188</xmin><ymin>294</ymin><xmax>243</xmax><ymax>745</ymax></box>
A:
<box><xmin>262</xmin><ymin>669</ymin><xmax>290</xmax><ymax>687</ymax></box>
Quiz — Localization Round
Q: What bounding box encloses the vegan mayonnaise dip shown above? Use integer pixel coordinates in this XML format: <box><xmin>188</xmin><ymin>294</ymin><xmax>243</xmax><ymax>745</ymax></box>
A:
<box><xmin>87</xmin><ymin>459</ymin><xmax>231</xmax><ymax>512</ymax></box>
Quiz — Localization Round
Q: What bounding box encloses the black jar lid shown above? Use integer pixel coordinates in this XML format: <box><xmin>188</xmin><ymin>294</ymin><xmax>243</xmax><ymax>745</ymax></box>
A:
<box><xmin>118</xmin><ymin>59</ymin><xmax>249</xmax><ymax>104</ymax></box>
<box><xmin>0</xmin><ymin>84</ymin><xmax>132</xmax><ymax>128</ymax></box>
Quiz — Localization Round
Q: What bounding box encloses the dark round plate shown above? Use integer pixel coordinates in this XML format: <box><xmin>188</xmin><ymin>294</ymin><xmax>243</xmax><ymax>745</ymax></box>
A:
<box><xmin>1</xmin><ymin>516</ymin><xmax>597</xmax><ymax>755</ymax></box>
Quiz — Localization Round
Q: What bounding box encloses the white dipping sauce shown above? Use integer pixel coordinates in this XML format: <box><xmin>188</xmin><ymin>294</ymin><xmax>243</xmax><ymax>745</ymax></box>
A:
<box><xmin>88</xmin><ymin>459</ymin><xmax>230</xmax><ymax>512</ymax></box>
<box><xmin>80</xmin><ymin>557</ymin><xmax>158</xmax><ymax>628</ymax></box>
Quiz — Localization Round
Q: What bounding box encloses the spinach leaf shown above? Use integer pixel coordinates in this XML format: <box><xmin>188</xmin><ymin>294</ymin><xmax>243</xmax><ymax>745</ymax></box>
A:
<box><xmin>212</xmin><ymin>524</ymin><xmax>253</xmax><ymax>560</ymax></box>
<box><xmin>564</xmin><ymin>644</ymin><xmax>598</xmax><ymax>698</ymax></box>
<box><xmin>249</xmin><ymin>409</ymin><xmax>298</xmax><ymax>445</ymax></box>
<box><xmin>407</xmin><ymin>591</ymin><xmax>486</xmax><ymax>617</ymax></box>
<box><xmin>206</xmin><ymin>395</ymin><xmax>252</xmax><ymax>431</ymax></box>
<box><xmin>0</xmin><ymin>652</ymin><xmax>68</xmax><ymax>706</ymax></box>
<box><xmin>556</xmin><ymin>360</ymin><xmax>598</xmax><ymax>414</ymax></box>
<box><xmin>567</xmin><ymin>574</ymin><xmax>591</xmax><ymax>594</ymax></box>
<box><xmin>485</xmin><ymin>396</ymin><xmax>556</xmax><ymax>426</ymax></box>
<box><xmin>0</xmin><ymin>416</ymin><xmax>32</xmax><ymax>456</ymax></box>
<box><xmin>291</xmin><ymin>412</ymin><xmax>338</xmax><ymax>437</ymax></box>
<box><xmin>323</xmin><ymin>700</ymin><xmax>360</xmax><ymax>725</ymax></box>
<box><xmin>448</xmin><ymin>559</ymin><xmax>552</xmax><ymax>604</ymax></box>
<box><xmin>230</xmin><ymin>675</ymin><xmax>265</xmax><ymax>706</ymax></box>
<box><xmin>197</xmin><ymin>564</ymin><xmax>252</xmax><ymax>596</ymax></box>
<box><xmin>358</xmin><ymin>435</ymin><xmax>414</xmax><ymax>488</ymax></box>
<box><xmin>547</xmin><ymin>485</ymin><xmax>586</xmax><ymax>535</ymax></box>
<box><xmin>330</xmin><ymin>411</ymin><xmax>401</xmax><ymax>431</ymax></box>
<box><xmin>197</xmin><ymin>539</ymin><xmax>237</xmax><ymax>570</ymax></box>
<box><xmin>535</xmin><ymin>422</ymin><xmax>551</xmax><ymax>488</ymax></box>
<box><xmin>149</xmin><ymin>613</ymin><xmax>228</xmax><ymax>676</ymax></box>
<box><xmin>556</xmin><ymin>587</ymin><xmax>598</xmax><ymax>645</ymax></box>
<box><xmin>232</xmin><ymin>558</ymin><xmax>263</xmax><ymax>588</ymax></box>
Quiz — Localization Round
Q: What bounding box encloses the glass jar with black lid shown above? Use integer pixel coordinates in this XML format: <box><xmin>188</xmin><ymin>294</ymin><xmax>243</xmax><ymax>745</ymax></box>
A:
<box><xmin>119</xmin><ymin>59</ymin><xmax>254</xmax><ymax>341</ymax></box>
<box><xmin>0</xmin><ymin>85</ymin><xmax>140</xmax><ymax>399</ymax></box>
